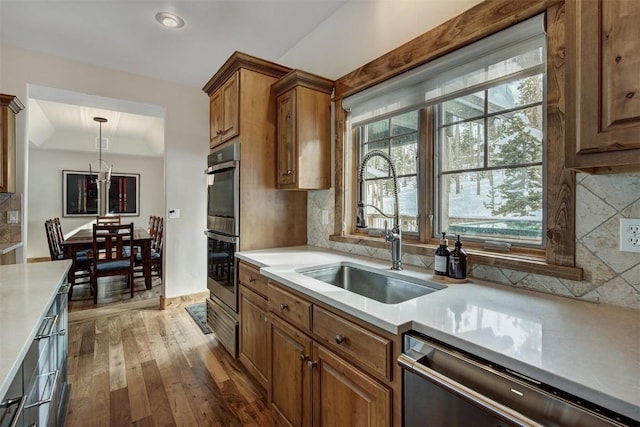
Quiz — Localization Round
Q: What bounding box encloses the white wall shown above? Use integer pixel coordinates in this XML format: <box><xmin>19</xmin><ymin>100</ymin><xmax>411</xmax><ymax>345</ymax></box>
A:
<box><xmin>28</xmin><ymin>148</ymin><xmax>164</xmax><ymax>259</ymax></box>
<box><xmin>0</xmin><ymin>43</ymin><xmax>208</xmax><ymax>298</ymax></box>
<box><xmin>277</xmin><ymin>0</ymin><xmax>483</xmax><ymax>80</ymax></box>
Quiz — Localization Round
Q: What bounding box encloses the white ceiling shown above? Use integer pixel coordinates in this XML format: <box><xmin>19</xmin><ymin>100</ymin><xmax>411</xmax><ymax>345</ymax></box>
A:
<box><xmin>0</xmin><ymin>0</ymin><xmax>479</xmax><ymax>158</ymax></box>
<box><xmin>0</xmin><ymin>0</ymin><xmax>348</xmax><ymax>88</ymax></box>
<box><xmin>0</xmin><ymin>0</ymin><xmax>348</xmax><ymax>157</ymax></box>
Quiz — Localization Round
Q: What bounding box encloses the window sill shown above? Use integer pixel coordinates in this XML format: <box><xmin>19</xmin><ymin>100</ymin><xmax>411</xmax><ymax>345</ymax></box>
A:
<box><xmin>329</xmin><ymin>234</ymin><xmax>583</xmax><ymax>282</ymax></box>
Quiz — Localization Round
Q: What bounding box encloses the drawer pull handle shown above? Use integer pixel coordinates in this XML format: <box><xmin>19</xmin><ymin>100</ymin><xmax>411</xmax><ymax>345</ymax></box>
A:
<box><xmin>279</xmin><ymin>303</ymin><xmax>288</xmax><ymax>312</ymax></box>
<box><xmin>299</xmin><ymin>354</ymin><xmax>308</xmax><ymax>362</ymax></box>
<box><xmin>307</xmin><ymin>361</ymin><xmax>317</xmax><ymax>369</ymax></box>
<box><xmin>249</xmin><ymin>277</ymin><xmax>256</xmax><ymax>283</ymax></box>
<box><xmin>335</xmin><ymin>334</ymin><xmax>346</xmax><ymax>345</ymax></box>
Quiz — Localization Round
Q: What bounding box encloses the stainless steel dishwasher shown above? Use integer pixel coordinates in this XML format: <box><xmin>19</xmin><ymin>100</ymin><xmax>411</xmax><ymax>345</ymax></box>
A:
<box><xmin>399</xmin><ymin>332</ymin><xmax>638</xmax><ymax>427</ymax></box>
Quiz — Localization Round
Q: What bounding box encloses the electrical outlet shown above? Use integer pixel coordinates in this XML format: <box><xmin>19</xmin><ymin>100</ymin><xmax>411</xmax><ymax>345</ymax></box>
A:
<box><xmin>7</xmin><ymin>210</ymin><xmax>18</xmax><ymax>224</ymax></box>
<box><xmin>321</xmin><ymin>210</ymin><xmax>329</xmax><ymax>225</ymax></box>
<box><xmin>620</xmin><ymin>218</ymin><xmax>640</xmax><ymax>253</ymax></box>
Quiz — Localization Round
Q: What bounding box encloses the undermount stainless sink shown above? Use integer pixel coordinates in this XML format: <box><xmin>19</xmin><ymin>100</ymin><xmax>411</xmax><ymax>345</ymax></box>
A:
<box><xmin>297</xmin><ymin>262</ymin><xmax>444</xmax><ymax>304</ymax></box>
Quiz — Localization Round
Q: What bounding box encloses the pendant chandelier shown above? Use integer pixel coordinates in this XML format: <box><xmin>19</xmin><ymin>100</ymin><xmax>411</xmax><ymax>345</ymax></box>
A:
<box><xmin>89</xmin><ymin>116</ymin><xmax>113</xmax><ymax>216</ymax></box>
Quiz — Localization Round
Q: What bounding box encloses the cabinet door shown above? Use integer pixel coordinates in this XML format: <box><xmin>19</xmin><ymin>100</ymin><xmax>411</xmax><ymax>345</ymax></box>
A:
<box><xmin>276</xmin><ymin>89</ymin><xmax>297</xmax><ymax>187</ymax></box>
<box><xmin>209</xmin><ymin>91</ymin><xmax>222</xmax><ymax>148</ymax></box>
<box><xmin>268</xmin><ymin>314</ymin><xmax>312</xmax><ymax>427</ymax></box>
<box><xmin>312</xmin><ymin>343</ymin><xmax>391</xmax><ymax>427</ymax></box>
<box><xmin>239</xmin><ymin>286</ymin><xmax>269</xmax><ymax>390</ymax></box>
<box><xmin>220</xmin><ymin>72</ymin><xmax>240</xmax><ymax>143</ymax></box>
<box><xmin>566</xmin><ymin>0</ymin><xmax>640</xmax><ymax>171</ymax></box>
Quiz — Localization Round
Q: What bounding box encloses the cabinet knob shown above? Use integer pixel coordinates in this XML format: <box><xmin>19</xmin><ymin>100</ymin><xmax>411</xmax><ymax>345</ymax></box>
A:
<box><xmin>307</xmin><ymin>360</ymin><xmax>317</xmax><ymax>369</ymax></box>
<box><xmin>279</xmin><ymin>303</ymin><xmax>288</xmax><ymax>312</ymax></box>
<box><xmin>335</xmin><ymin>334</ymin><xmax>345</xmax><ymax>345</ymax></box>
<box><xmin>286</xmin><ymin>170</ymin><xmax>293</xmax><ymax>175</ymax></box>
<box><xmin>264</xmin><ymin>316</ymin><xmax>268</xmax><ymax>323</ymax></box>
<box><xmin>216</xmin><ymin>130</ymin><xmax>222</xmax><ymax>135</ymax></box>
<box><xmin>299</xmin><ymin>354</ymin><xmax>308</xmax><ymax>362</ymax></box>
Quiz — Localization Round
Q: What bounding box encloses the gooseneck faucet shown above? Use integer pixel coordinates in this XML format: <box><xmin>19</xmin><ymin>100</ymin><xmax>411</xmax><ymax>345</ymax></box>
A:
<box><xmin>357</xmin><ymin>151</ymin><xmax>402</xmax><ymax>270</ymax></box>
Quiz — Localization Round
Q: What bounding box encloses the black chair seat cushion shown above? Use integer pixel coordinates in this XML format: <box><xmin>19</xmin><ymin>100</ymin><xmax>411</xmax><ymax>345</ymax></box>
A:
<box><xmin>91</xmin><ymin>260</ymin><xmax>132</xmax><ymax>272</ymax></box>
<box><xmin>135</xmin><ymin>249</ymin><xmax>160</xmax><ymax>262</ymax></box>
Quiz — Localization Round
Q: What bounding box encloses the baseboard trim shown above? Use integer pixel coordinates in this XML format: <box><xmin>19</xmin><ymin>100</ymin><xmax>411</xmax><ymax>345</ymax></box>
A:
<box><xmin>28</xmin><ymin>257</ymin><xmax>51</xmax><ymax>263</ymax></box>
<box><xmin>162</xmin><ymin>291</ymin><xmax>209</xmax><ymax>309</ymax></box>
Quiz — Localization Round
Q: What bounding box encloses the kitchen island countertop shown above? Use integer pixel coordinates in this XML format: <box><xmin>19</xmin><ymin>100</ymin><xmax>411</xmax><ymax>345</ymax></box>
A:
<box><xmin>236</xmin><ymin>245</ymin><xmax>640</xmax><ymax>422</ymax></box>
<box><xmin>0</xmin><ymin>261</ymin><xmax>71</xmax><ymax>399</ymax></box>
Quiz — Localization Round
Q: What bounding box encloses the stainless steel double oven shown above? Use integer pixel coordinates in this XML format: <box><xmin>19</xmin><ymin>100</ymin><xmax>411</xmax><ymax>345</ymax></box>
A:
<box><xmin>205</xmin><ymin>142</ymin><xmax>240</xmax><ymax>357</ymax></box>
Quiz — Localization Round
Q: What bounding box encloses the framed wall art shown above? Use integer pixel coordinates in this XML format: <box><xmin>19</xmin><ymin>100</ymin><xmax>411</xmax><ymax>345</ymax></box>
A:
<box><xmin>62</xmin><ymin>170</ymin><xmax>140</xmax><ymax>217</ymax></box>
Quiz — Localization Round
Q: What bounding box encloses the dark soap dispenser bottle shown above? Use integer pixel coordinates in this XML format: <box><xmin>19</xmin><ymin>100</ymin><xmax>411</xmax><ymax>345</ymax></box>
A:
<box><xmin>449</xmin><ymin>234</ymin><xmax>467</xmax><ymax>279</ymax></box>
<box><xmin>434</xmin><ymin>232</ymin><xmax>450</xmax><ymax>276</ymax></box>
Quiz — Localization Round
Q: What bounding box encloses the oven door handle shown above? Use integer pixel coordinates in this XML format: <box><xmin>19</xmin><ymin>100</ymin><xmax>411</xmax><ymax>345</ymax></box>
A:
<box><xmin>398</xmin><ymin>353</ymin><xmax>543</xmax><ymax>427</ymax></box>
<box><xmin>205</xmin><ymin>230</ymin><xmax>238</xmax><ymax>244</ymax></box>
<box><xmin>205</xmin><ymin>160</ymin><xmax>239</xmax><ymax>174</ymax></box>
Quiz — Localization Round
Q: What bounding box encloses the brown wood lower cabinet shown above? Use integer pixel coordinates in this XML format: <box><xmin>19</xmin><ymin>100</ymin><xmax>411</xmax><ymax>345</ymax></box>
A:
<box><xmin>267</xmin><ymin>281</ymin><xmax>393</xmax><ymax>427</ymax></box>
<box><xmin>268</xmin><ymin>314</ymin><xmax>313</xmax><ymax>427</ymax></box>
<box><xmin>312</xmin><ymin>343</ymin><xmax>391</xmax><ymax>427</ymax></box>
<box><xmin>238</xmin><ymin>285</ymin><xmax>269</xmax><ymax>390</ymax></box>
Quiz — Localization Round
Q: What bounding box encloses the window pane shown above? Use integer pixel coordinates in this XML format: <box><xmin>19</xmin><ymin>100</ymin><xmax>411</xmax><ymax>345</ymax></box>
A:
<box><xmin>441</xmin><ymin>119</ymin><xmax>485</xmax><ymax>172</ymax></box>
<box><xmin>365</xmin><ymin>176</ymin><xmax>418</xmax><ymax>233</ymax></box>
<box><xmin>391</xmin><ymin>111</ymin><xmax>418</xmax><ymax>136</ymax></box>
<box><xmin>442</xmin><ymin>92</ymin><xmax>485</xmax><ymax>124</ymax></box>
<box><xmin>391</xmin><ymin>133</ymin><xmax>417</xmax><ymax>175</ymax></box>
<box><xmin>440</xmin><ymin>168</ymin><xmax>542</xmax><ymax>243</ymax></box>
<box><xmin>362</xmin><ymin>140</ymin><xmax>389</xmax><ymax>177</ymax></box>
<box><xmin>488</xmin><ymin>105</ymin><xmax>543</xmax><ymax>167</ymax></box>
<box><xmin>365</xmin><ymin>119</ymin><xmax>389</xmax><ymax>141</ymax></box>
<box><xmin>488</xmin><ymin>74</ymin><xmax>543</xmax><ymax>113</ymax></box>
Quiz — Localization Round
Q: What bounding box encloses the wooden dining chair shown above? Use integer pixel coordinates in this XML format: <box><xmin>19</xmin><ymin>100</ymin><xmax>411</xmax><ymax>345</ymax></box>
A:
<box><xmin>134</xmin><ymin>216</ymin><xmax>163</xmax><ymax>279</ymax></box>
<box><xmin>45</xmin><ymin>218</ymin><xmax>90</xmax><ymax>299</ymax></box>
<box><xmin>88</xmin><ymin>222</ymin><xmax>136</xmax><ymax>304</ymax></box>
<box><xmin>96</xmin><ymin>215</ymin><xmax>121</xmax><ymax>225</ymax></box>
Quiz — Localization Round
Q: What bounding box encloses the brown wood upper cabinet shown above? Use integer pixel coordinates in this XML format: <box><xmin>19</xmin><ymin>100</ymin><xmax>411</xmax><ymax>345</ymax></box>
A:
<box><xmin>0</xmin><ymin>94</ymin><xmax>24</xmax><ymax>193</ymax></box>
<box><xmin>566</xmin><ymin>0</ymin><xmax>640</xmax><ymax>173</ymax></box>
<box><xmin>272</xmin><ymin>70</ymin><xmax>333</xmax><ymax>190</ymax></box>
<box><xmin>208</xmin><ymin>72</ymin><xmax>239</xmax><ymax>149</ymax></box>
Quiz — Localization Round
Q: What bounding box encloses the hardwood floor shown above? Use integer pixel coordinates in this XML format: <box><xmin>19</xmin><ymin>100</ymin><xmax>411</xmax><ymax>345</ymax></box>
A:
<box><xmin>69</xmin><ymin>276</ymin><xmax>163</xmax><ymax>312</ymax></box>
<box><xmin>66</xmin><ymin>295</ymin><xmax>277</xmax><ymax>426</ymax></box>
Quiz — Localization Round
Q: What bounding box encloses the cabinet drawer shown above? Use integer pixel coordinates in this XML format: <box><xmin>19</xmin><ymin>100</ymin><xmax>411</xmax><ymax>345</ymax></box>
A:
<box><xmin>238</xmin><ymin>262</ymin><xmax>268</xmax><ymax>298</ymax></box>
<box><xmin>312</xmin><ymin>306</ymin><xmax>392</xmax><ymax>381</ymax></box>
<box><xmin>268</xmin><ymin>284</ymin><xmax>311</xmax><ymax>332</ymax></box>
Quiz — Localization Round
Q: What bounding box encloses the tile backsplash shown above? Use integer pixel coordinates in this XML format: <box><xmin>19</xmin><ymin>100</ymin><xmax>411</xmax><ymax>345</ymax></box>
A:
<box><xmin>0</xmin><ymin>193</ymin><xmax>21</xmax><ymax>244</ymax></box>
<box><xmin>308</xmin><ymin>172</ymin><xmax>640</xmax><ymax>310</ymax></box>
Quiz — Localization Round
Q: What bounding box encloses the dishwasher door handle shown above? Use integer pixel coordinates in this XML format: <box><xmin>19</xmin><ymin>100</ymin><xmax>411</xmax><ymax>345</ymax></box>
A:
<box><xmin>398</xmin><ymin>353</ymin><xmax>544</xmax><ymax>427</ymax></box>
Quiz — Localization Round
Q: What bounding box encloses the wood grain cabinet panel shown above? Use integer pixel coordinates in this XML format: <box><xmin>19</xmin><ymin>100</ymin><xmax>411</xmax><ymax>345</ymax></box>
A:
<box><xmin>268</xmin><ymin>282</ymin><xmax>312</xmax><ymax>332</ymax></box>
<box><xmin>312</xmin><ymin>305</ymin><xmax>392</xmax><ymax>381</ymax></box>
<box><xmin>209</xmin><ymin>71</ymin><xmax>239</xmax><ymax>149</ymax></box>
<box><xmin>312</xmin><ymin>343</ymin><xmax>391</xmax><ymax>427</ymax></box>
<box><xmin>566</xmin><ymin>0</ymin><xmax>640</xmax><ymax>172</ymax></box>
<box><xmin>239</xmin><ymin>285</ymin><xmax>269</xmax><ymax>391</ymax></box>
<box><xmin>238</xmin><ymin>261</ymin><xmax>268</xmax><ymax>298</ymax></box>
<box><xmin>266</xmin><ymin>281</ymin><xmax>395</xmax><ymax>427</ymax></box>
<box><xmin>273</xmin><ymin>70</ymin><xmax>334</xmax><ymax>190</ymax></box>
<box><xmin>268</xmin><ymin>314</ymin><xmax>313</xmax><ymax>427</ymax></box>
<box><xmin>0</xmin><ymin>94</ymin><xmax>24</xmax><ymax>193</ymax></box>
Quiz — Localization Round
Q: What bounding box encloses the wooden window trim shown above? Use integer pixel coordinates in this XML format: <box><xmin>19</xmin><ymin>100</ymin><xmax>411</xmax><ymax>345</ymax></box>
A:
<box><xmin>331</xmin><ymin>0</ymin><xmax>582</xmax><ymax>281</ymax></box>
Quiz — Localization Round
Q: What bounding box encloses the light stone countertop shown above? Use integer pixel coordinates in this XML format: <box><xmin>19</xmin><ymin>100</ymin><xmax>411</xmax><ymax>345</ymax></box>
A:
<box><xmin>236</xmin><ymin>245</ymin><xmax>640</xmax><ymax>422</ymax></box>
<box><xmin>0</xmin><ymin>260</ymin><xmax>71</xmax><ymax>399</ymax></box>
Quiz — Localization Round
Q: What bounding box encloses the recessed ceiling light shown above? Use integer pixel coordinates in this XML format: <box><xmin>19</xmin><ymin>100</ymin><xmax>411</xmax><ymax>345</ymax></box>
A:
<box><xmin>155</xmin><ymin>12</ymin><xmax>184</xmax><ymax>29</ymax></box>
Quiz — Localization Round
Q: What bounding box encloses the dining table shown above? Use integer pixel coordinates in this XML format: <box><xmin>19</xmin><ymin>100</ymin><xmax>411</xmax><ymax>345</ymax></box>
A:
<box><xmin>61</xmin><ymin>226</ymin><xmax>154</xmax><ymax>290</ymax></box>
